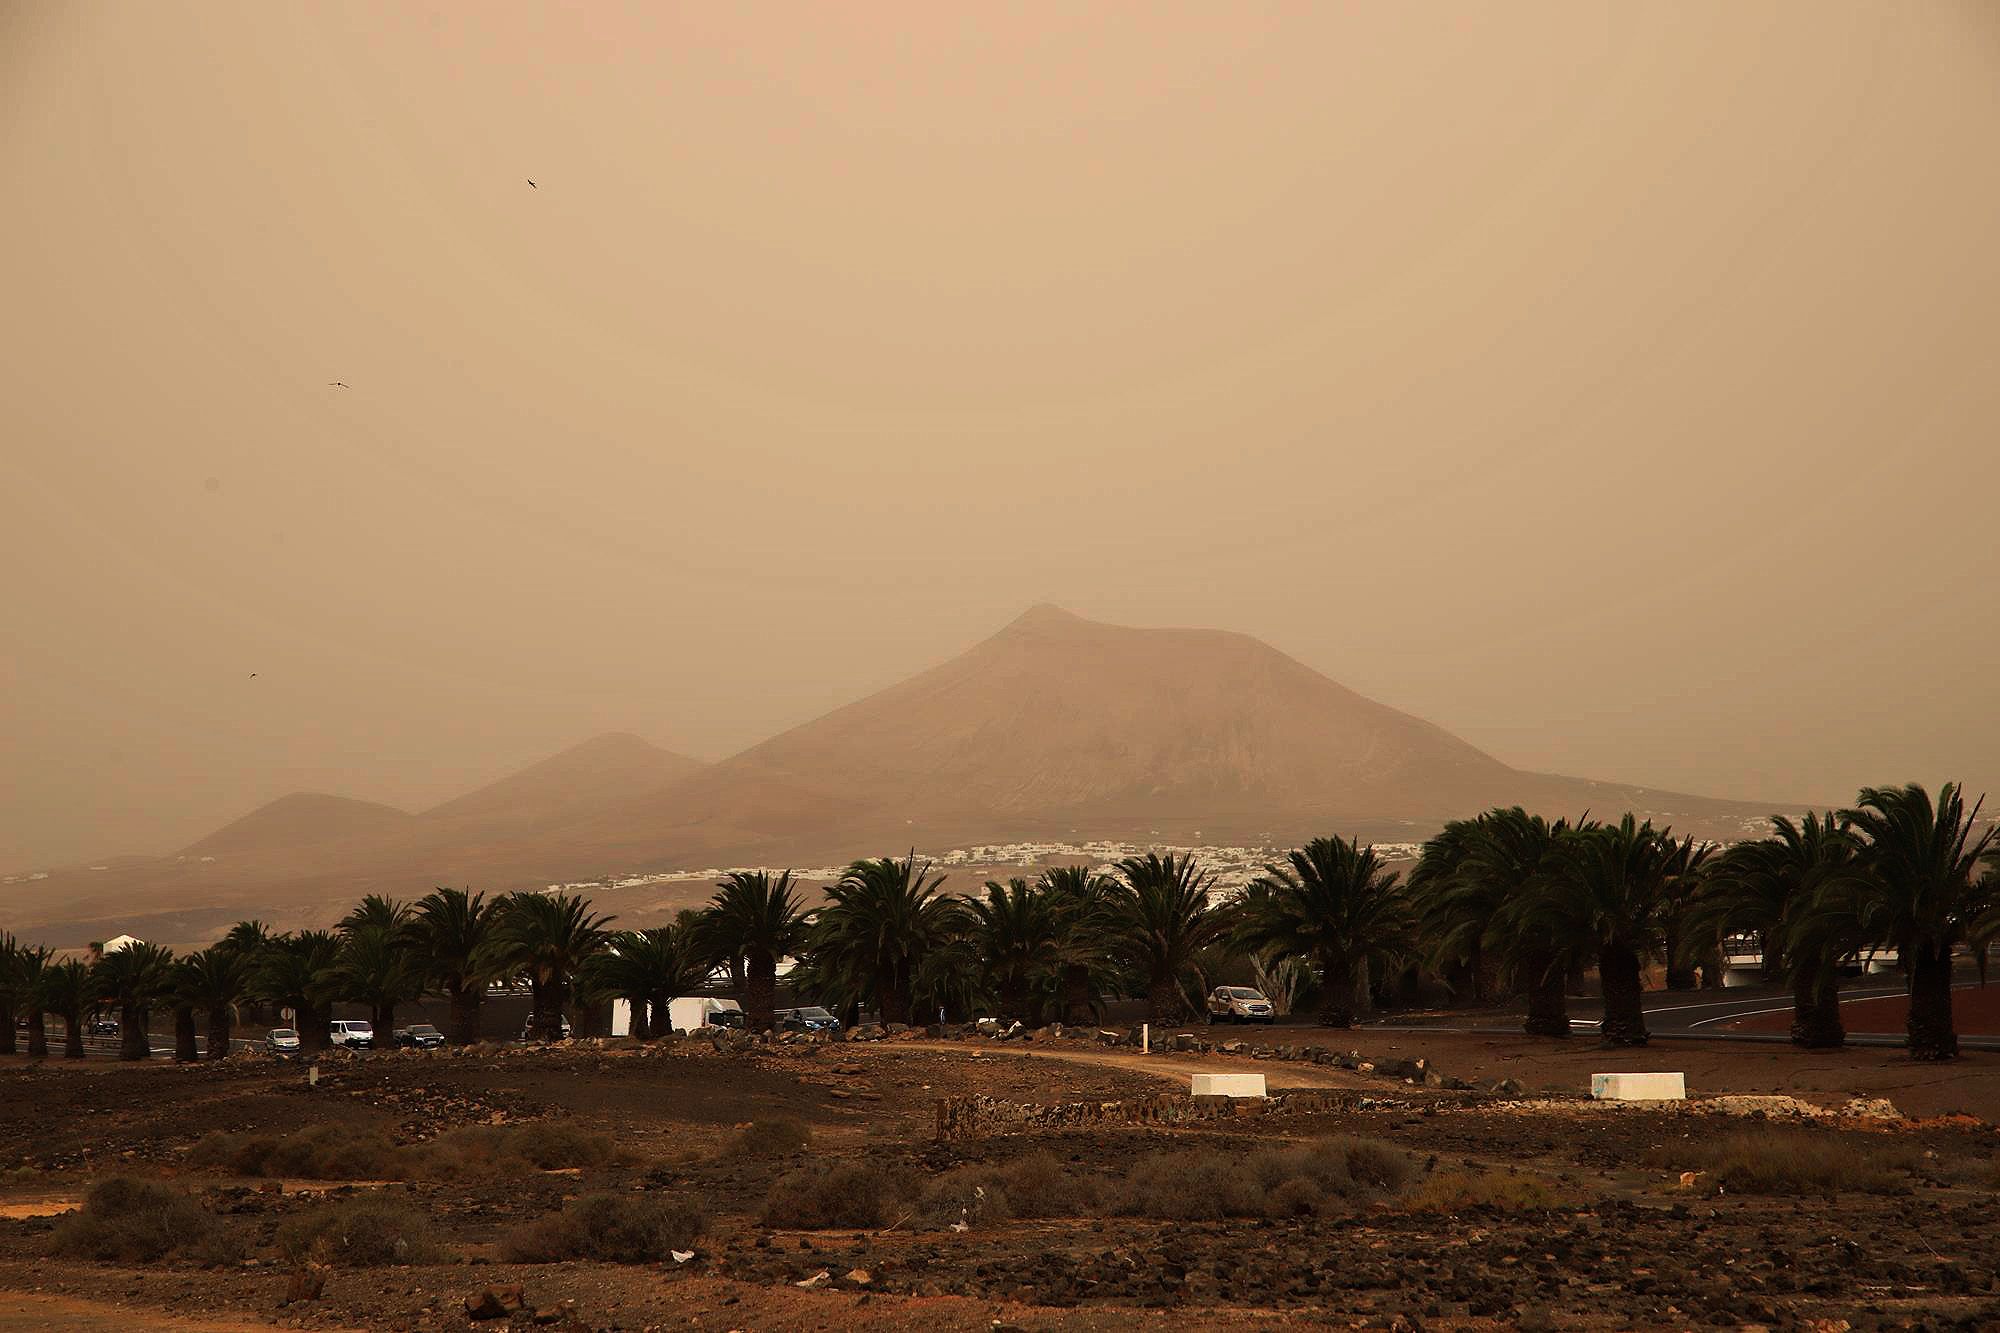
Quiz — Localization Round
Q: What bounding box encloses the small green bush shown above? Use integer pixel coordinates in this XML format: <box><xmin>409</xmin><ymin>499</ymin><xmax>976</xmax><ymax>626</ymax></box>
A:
<box><xmin>277</xmin><ymin>1196</ymin><xmax>443</xmax><ymax>1267</ymax></box>
<box><xmin>721</xmin><ymin>1118</ymin><xmax>811</xmax><ymax>1161</ymax></box>
<box><xmin>50</xmin><ymin>1177</ymin><xmax>232</xmax><ymax>1263</ymax></box>
<box><xmin>916</xmin><ymin>1151</ymin><xmax>1100</xmax><ymax>1227</ymax></box>
<box><xmin>500</xmin><ymin>1192</ymin><xmax>705</xmax><ymax>1263</ymax></box>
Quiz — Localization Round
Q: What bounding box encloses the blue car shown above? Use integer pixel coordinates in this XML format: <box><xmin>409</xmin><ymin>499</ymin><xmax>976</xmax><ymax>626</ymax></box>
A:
<box><xmin>774</xmin><ymin>1005</ymin><xmax>843</xmax><ymax>1036</ymax></box>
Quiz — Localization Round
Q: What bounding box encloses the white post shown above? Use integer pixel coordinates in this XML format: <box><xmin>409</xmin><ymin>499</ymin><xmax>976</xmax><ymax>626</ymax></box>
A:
<box><xmin>1141</xmin><ymin>1023</ymin><xmax>1149</xmax><ymax>1054</ymax></box>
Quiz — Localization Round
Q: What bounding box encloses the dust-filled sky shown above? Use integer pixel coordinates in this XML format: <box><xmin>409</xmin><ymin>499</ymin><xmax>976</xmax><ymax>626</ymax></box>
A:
<box><xmin>4</xmin><ymin>2</ymin><xmax>1998</xmax><ymax>871</ymax></box>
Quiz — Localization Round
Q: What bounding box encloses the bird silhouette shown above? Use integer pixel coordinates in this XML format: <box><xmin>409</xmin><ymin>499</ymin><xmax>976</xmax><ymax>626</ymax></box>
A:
<box><xmin>328</xmin><ymin>381</ymin><xmax>349</xmax><ymax>389</ymax></box>
<box><xmin>527</xmin><ymin>179</ymin><xmax>537</xmax><ymax>189</ymax></box>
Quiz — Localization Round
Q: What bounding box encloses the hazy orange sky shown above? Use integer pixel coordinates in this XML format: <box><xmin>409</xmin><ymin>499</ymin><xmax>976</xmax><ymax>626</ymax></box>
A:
<box><xmin>4</xmin><ymin>2</ymin><xmax>1998</xmax><ymax>871</ymax></box>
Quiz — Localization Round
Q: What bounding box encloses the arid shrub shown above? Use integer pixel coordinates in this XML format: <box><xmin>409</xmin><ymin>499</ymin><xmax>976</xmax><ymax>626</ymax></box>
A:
<box><xmin>192</xmin><ymin>1124</ymin><xmax>411</xmax><ymax>1180</ymax></box>
<box><xmin>431</xmin><ymin>1122</ymin><xmax>621</xmax><ymax>1174</ymax></box>
<box><xmin>1404</xmin><ymin>1168</ymin><xmax>1561</xmax><ymax>1214</ymax></box>
<box><xmin>277</xmin><ymin>1196</ymin><xmax>443</xmax><ymax>1266</ymax></box>
<box><xmin>917</xmin><ymin>1151</ymin><xmax>1101</xmax><ymax>1227</ymax></box>
<box><xmin>500</xmin><ymin>1192</ymin><xmax>705</xmax><ymax>1263</ymax></box>
<box><xmin>721</xmin><ymin>1118</ymin><xmax>811</xmax><ymax>1161</ymax></box>
<box><xmin>762</xmin><ymin>1162</ymin><xmax>897</xmax><ymax>1229</ymax></box>
<box><xmin>50</xmin><ymin>1177</ymin><xmax>231</xmax><ymax>1263</ymax></box>
<box><xmin>1649</xmin><ymin>1129</ymin><xmax>1918</xmax><ymax>1197</ymax></box>
<box><xmin>1113</xmin><ymin>1139</ymin><xmax>1412</xmax><ymax>1220</ymax></box>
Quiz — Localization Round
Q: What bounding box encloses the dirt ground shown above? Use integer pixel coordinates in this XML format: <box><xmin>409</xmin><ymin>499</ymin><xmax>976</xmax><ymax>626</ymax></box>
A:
<box><xmin>4</xmin><ymin>1033</ymin><xmax>1999</xmax><ymax>1331</ymax></box>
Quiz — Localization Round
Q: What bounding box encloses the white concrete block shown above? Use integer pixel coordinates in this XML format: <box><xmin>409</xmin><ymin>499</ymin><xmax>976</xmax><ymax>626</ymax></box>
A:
<box><xmin>1591</xmin><ymin>1072</ymin><xmax>1686</xmax><ymax>1101</ymax></box>
<box><xmin>1192</xmin><ymin>1072</ymin><xmax>1267</xmax><ymax>1098</ymax></box>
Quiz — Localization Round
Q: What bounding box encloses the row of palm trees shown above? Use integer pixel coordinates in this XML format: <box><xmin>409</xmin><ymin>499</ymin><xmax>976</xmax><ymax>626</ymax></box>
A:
<box><xmin>1</xmin><ymin>783</ymin><xmax>1992</xmax><ymax>1063</ymax></box>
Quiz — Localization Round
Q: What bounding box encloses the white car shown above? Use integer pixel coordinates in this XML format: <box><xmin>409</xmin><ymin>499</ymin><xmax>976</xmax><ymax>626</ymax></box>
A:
<box><xmin>266</xmin><ymin>1028</ymin><xmax>301</xmax><ymax>1056</ymax></box>
<box><xmin>1206</xmin><ymin>986</ymin><xmax>1276</xmax><ymax>1024</ymax></box>
<box><xmin>328</xmin><ymin>1020</ymin><xmax>375</xmax><ymax>1049</ymax></box>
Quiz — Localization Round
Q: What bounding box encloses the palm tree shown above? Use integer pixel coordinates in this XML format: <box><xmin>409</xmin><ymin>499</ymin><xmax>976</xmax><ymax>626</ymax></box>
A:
<box><xmin>14</xmin><ymin>947</ymin><xmax>50</xmax><ymax>1058</ymax></box>
<box><xmin>810</xmin><ymin>854</ymin><xmax>962</xmax><ymax>1026</ymax></box>
<box><xmin>220</xmin><ymin>920</ymin><xmax>273</xmax><ymax>957</ymax></box>
<box><xmin>411</xmin><ymin>888</ymin><xmax>502</xmax><ymax>1044</ymax></box>
<box><xmin>1112</xmin><ymin>852</ymin><xmax>1228</xmax><ymax>1026</ymax></box>
<box><xmin>0</xmin><ymin>934</ymin><xmax>19</xmax><ymax>1057</ymax></box>
<box><xmin>93</xmin><ymin>941</ymin><xmax>176</xmax><ymax>1061</ymax></box>
<box><xmin>1408</xmin><ymin>818</ymin><xmax>1495</xmax><ymax>1006</ymax></box>
<box><xmin>966</xmin><ymin>878</ymin><xmax>1068</xmax><ymax>1023</ymax></box>
<box><xmin>1696</xmin><ymin>813</ymin><xmax>1863</xmax><ymax>1048</ymax></box>
<box><xmin>1422</xmin><ymin>809</ymin><xmax>1580</xmax><ymax>1037</ymax></box>
<box><xmin>339</xmin><ymin>895</ymin><xmax>415</xmax><ymax>936</ymax></box>
<box><xmin>180</xmin><ymin>946</ymin><xmax>251</xmax><ymax>1060</ymax></box>
<box><xmin>582</xmin><ymin>925</ymin><xmax>713</xmax><ymax>1039</ymax></box>
<box><xmin>37</xmin><ymin>959</ymin><xmax>92</xmax><ymax>1059</ymax></box>
<box><xmin>489</xmin><ymin>892</ymin><xmax>614</xmax><ymax>1041</ymax></box>
<box><xmin>1842</xmin><ymin>782</ymin><xmax>2000</xmax><ymax>1061</ymax></box>
<box><xmin>255</xmin><ymin>931</ymin><xmax>343</xmax><ymax>1052</ymax></box>
<box><xmin>1039</xmin><ymin>865</ymin><xmax>1119</xmax><ymax>1025</ymax></box>
<box><xmin>700</xmin><ymin>871</ymin><xmax>811</xmax><ymax>1031</ymax></box>
<box><xmin>1236</xmin><ymin>837</ymin><xmax>1414</xmax><ymax>1028</ymax></box>
<box><xmin>1531</xmin><ymin>816</ymin><xmax>1709</xmax><ymax>1047</ymax></box>
<box><xmin>332</xmin><ymin>923</ymin><xmax>425</xmax><ymax>1037</ymax></box>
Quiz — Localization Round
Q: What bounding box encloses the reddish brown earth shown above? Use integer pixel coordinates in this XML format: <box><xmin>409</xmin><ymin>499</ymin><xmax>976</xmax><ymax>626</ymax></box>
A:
<box><xmin>3</xmin><ymin>1034</ymin><xmax>1998</xmax><ymax>1331</ymax></box>
<box><xmin>1724</xmin><ymin>984</ymin><xmax>2000</xmax><ymax>1042</ymax></box>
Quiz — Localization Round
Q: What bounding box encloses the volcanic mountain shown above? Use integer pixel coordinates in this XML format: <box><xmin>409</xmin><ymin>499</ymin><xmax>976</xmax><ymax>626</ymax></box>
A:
<box><xmin>2</xmin><ymin>607</ymin><xmax>1776</xmax><ymax>944</ymax></box>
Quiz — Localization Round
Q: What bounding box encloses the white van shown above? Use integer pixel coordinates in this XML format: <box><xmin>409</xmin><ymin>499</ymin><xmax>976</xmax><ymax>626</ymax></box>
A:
<box><xmin>328</xmin><ymin>1020</ymin><xmax>375</xmax><ymax>1049</ymax></box>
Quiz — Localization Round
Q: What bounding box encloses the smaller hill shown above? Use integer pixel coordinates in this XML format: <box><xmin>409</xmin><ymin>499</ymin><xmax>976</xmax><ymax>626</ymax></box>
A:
<box><xmin>420</xmin><ymin>733</ymin><xmax>706</xmax><ymax>832</ymax></box>
<box><xmin>182</xmin><ymin>793</ymin><xmax>412</xmax><ymax>858</ymax></box>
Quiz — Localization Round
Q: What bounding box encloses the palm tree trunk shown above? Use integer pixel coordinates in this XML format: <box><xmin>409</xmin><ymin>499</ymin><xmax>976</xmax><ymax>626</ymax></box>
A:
<box><xmin>207</xmin><ymin>1008</ymin><xmax>234</xmax><ymax>1060</ymax></box>
<box><xmin>173</xmin><ymin>1005</ymin><xmax>198</xmax><ymax>1062</ymax></box>
<box><xmin>538</xmin><ymin>979</ymin><xmax>569</xmax><ymax>1041</ymax></box>
<box><xmin>1144</xmin><ymin>973</ymin><xmax>1182</xmax><ymax>1027</ymax></box>
<box><xmin>998</xmin><ymin>978</ymin><xmax>1029</xmax><ymax>1025</ymax></box>
<box><xmin>63</xmin><ymin>1015</ymin><xmax>85</xmax><ymax>1059</ymax></box>
<box><xmin>300</xmin><ymin>1004</ymin><xmax>332</xmax><ymax>1053</ymax></box>
<box><xmin>1905</xmin><ymin>943</ymin><xmax>1957</xmax><ymax>1061</ymax></box>
<box><xmin>25</xmin><ymin>1008</ymin><xmax>48</xmax><ymax>1059</ymax></box>
<box><xmin>1315</xmin><ymin>953</ymin><xmax>1356</xmax><ymax>1027</ymax></box>
<box><xmin>1758</xmin><ymin>930</ymin><xmax>1782</xmax><ymax>982</ymax></box>
<box><xmin>1597</xmin><ymin>946</ymin><xmax>1647</xmax><ymax>1046</ymax></box>
<box><xmin>1521</xmin><ymin>951</ymin><xmax>1570</xmax><ymax>1038</ymax></box>
<box><xmin>373</xmin><ymin>1002</ymin><xmax>395</xmax><ymax>1039</ymax></box>
<box><xmin>1789</xmin><ymin>972</ymin><xmax>1845</xmax><ymax>1050</ymax></box>
<box><xmin>627</xmin><ymin>996</ymin><xmax>650</xmax><ymax>1041</ymax></box>
<box><xmin>650</xmin><ymin>989</ymin><xmax>674</xmax><ymax>1035</ymax></box>
<box><xmin>0</xmin><ymin>1001</ymin><xmax>16</xmax><ymax>1056</ymax></box>
<box><xmin>120</xmin><ymin>1003</ymin><xmax>151</xmax><ymax>1060</ymax></box>
<box><xmin>447</xmin><ymin>983</ymin><xmax>482</xmax><ymax>1045</ymax></box>
<box><xmin>746</xmin><ymin>951</ymin><xmax>777</xmax><ymax>1031</ymax></box>
<box><xmin>1060</xmin><ymin>963</ymin><xmax>1094</xmax><ymax>1025</ymax></box>
<box><xmin>877</xmin><ymin>975</ymin><xmax>911</xmax><ymax>1028</ymax></box>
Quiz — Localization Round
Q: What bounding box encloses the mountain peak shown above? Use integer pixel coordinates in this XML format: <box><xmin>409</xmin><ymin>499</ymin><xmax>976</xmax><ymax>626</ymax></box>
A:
<box><xmin>1005</xmin><ymin>602</ymin><xmax>1090</xmax><ymax>631</ymax></box>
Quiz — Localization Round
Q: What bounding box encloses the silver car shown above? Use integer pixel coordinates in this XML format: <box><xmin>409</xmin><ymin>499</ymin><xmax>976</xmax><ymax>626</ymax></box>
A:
<box><xmin>266</xmin><ymin>1027</ymin><xmax>302</xmax><ymax>1056</ymax></box>
<box><xmin>1206</xmin><ymin>986</ymin><xmax>1276</xmax><ymax>1024</ymax></box>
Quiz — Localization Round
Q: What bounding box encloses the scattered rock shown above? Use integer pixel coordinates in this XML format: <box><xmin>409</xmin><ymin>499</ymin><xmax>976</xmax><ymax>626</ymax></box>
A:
<box><xmin>795</xmin><ymin>1269</ymin><xmax>831</xmax><ymax>1289</ymax></box>
<box><xmin>465</xmin><ymin>1285</ymin><xmax>527</xmax><ymax>1320</ymax></box>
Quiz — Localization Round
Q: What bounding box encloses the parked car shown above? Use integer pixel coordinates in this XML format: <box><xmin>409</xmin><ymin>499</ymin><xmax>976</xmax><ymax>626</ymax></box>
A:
<box><xmin>1206</xmin><ymin>986</ymin><xmax>1276</xmax><ymax>1024</ymax></box>
<box><xmin>394</xmin><ymin>1023</ymin><xmax>445</xmax><ymax>1049</ymax></box>
<box><xmin>774</xmin><ymin>1005</ymin><xmax>842</xmax><ymax>1036</ymax></box>
<box><xmin>88</xmin><ymin>1017</ymin><xmax>119</xmax><ymax>1036</ymax></box>
<box><xmin>328</xmin><ymin>1019</ymin><xmax>375</xmax><ymax>1049</ymax></box>
<box><xmin>266</xmin><ymin>1027</ymin><xmax>301</xmax><ymax>1056</ymax></box>
<box><xmin>520</xmin><ymin>1013</ymin><xmax>574</xmax><ymax>1041</ymax></box>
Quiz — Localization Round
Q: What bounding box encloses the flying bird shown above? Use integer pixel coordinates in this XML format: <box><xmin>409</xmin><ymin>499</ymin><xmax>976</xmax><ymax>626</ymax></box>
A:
<box><xmin>527</xmin><ymin>179</ymin><xmax>537</xmax><ymax>189</ymax></box>
<box><xmin>328</xmin><ymin>381</ymin><xmax>349</xmax><ymax>389</ymax></box>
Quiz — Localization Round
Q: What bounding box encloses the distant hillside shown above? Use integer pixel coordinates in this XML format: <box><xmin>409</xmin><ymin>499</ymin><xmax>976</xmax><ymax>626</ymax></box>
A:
<box><xmin>422</xmin><ymin>733</ymin><xmax>706</xmax><ymax>831</ymax></box>
<box><xmin>182</xmin><ymin>792</ymin><xmax>412</xmax><ymax>858</ymax></box>
<box><xmin>1</xmin><ymin>608</ymin><xmax>1784</xmax><ymax>944</ymax></box>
